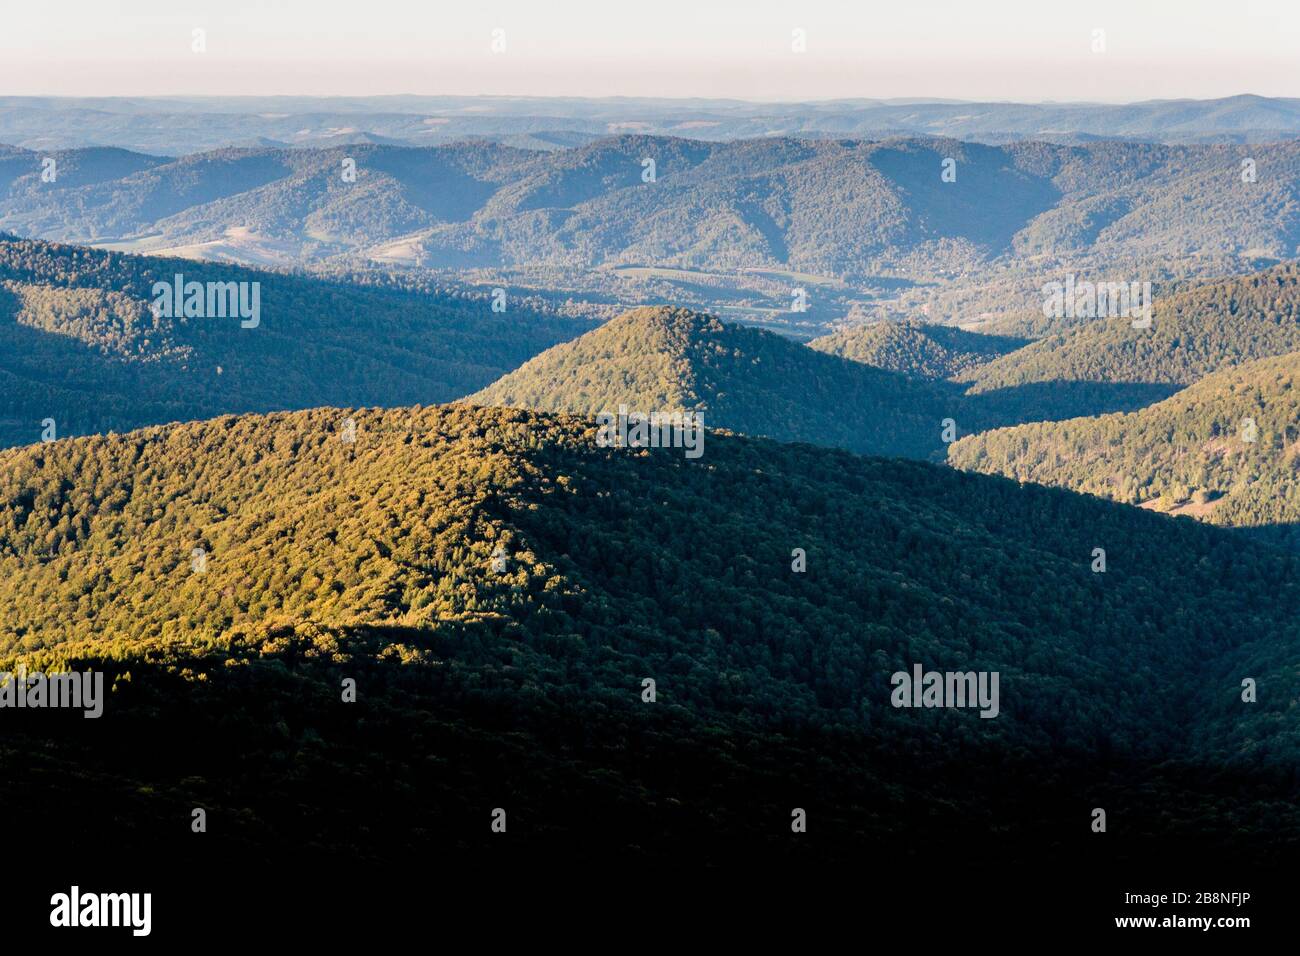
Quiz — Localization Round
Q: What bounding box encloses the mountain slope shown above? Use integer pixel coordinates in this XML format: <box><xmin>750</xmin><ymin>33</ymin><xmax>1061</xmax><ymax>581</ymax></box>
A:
<box><xmin>950</xmin><ymin>351</ymin><xmax>1300</xmax><ymax>550</ymax></box>
<box><xmin>957</xmin><ymin>264</ymin><xmax>1300</xmax><ymax>421</ymax></box>
<box><xmin>808</xmin><ymin>319</ymin><xmax>1025</xmax><ymax>378</ymax></box>
<box><xmin>468</xmin><ymin>306</ymin><xmax>956</xmax><ymax>459</ymax></box>
<box><xmin>3</xmin><ymin>403</ymin><xmax>1299</xmax><ymax>867</ymax></box>
<box><xmin>0</xmin><ymin>235</ymin><xmax>591</xmax><ymax>447</ymax></box>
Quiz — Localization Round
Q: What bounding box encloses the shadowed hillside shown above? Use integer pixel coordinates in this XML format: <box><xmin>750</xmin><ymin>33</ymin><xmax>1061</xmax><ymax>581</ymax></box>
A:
<box><xmin>950</xmin><ymin>351</ymin><xmax>1300</xmax><ymax>550</ymax></box>
<box><xmin>958</xmin><ymin>263</ymin><xmax>1300</xmax><ymax>420</ymax></box>
<box><xmin>0</xmin><ymin>234</ymin><xmax>591</xmax><ymax>447</ymax></box>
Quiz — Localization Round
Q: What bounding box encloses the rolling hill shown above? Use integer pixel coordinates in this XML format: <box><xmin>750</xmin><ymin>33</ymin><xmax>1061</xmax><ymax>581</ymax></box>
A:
<box><xmin>808</xmin><ymin>319</ymin><xmax>1026</xmax><ymax>378</ymax></box>
<box><xmin>957</xmin><ymin>264</ymin><xmax>1300</xmax><ymax>422</ymax></box>
<box><xmin>3</xmin><ymin>402</ymin><xmax>1299</xmax><ymax>871</ymax></box>
<box><xmin>467</xmin><ymin>305</ymin><xmax>958</xmax><ymax>459</ymax></box>
<box><xmin>0</xmin><ymin>234</ymin><xmax>592</xmax><ymax>447</ymax></box>
<box><xmin>949</xmin><ymin>351</ymin><xmax>1300</xmax><ymax>550</ymax></box>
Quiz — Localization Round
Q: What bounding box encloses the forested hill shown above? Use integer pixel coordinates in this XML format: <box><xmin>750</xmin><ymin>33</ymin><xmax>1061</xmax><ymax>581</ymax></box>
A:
<box><xmin>808</xmin><ymin>319</ymin><xmax>1025</xmax><ymax>378</ymax></box>
<box><xmin>0</xmin><ymin>234</ymin><xmax>591</xmax><ymax>447</ymax></box>
<box><xmin>950</xmin><ymin>351</ymin><xmax>1300</xmax><ymax>550</ymax></box>
<box><xmin>468</xmin><ymin>305</ymin><xmax>957</xmax><ymax>459</ymax></box>
<box><xmin>1</xmin><ymin>403</ymin><xmax>1298</xmax><ymax>864</ymax></box>
<box><xmin>957</xmin><ymin>264</ymin><xmax>1300</xmax><ymax>421</ymax></box>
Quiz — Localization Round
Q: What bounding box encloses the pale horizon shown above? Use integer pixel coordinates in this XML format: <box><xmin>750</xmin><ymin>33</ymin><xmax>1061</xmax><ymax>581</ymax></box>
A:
<box><xmin>3</xmin><ymin>92</ymin><xmax>1295</xmax><ymax>107</ymax></box>
<box><xmin>2</xmin><ymin>0</ymin><xmax>1298</xmax><ymax>101</ymax></box>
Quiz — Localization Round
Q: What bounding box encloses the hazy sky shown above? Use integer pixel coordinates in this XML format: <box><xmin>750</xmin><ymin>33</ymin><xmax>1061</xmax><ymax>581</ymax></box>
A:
<box><xmin>2</xmin><ymin>0</ymin><xmax>1297</xmax><ymax>102</ymax></box>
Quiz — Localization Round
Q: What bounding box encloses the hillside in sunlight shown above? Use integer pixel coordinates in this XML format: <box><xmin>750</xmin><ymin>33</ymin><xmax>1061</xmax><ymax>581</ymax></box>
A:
<box><xmin>469</xmin><ymin>305</ymin><xmax>956</xmax><ymax>459</ymax></box>
<box><xmin>2</xmin><ymin>402</ymin><xmax>1298</xmax><ymax>870</ymax></box>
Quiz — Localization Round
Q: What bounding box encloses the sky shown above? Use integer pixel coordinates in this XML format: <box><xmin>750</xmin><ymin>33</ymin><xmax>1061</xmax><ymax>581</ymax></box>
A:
<box><xmin>1</xmin><ymin>0</ymin><xmax>1297</xmax><ymax>102</ymax></box>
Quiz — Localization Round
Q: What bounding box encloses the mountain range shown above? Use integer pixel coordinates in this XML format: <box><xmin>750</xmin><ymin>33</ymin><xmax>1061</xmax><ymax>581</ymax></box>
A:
<box><xmin>5</xmin><ymin>94</ymin><xmax>1300</xmax><ymax>154</ymax></box>
<box><xmin>12</xmin><ymin>227</ymin><xmax>1296</xmax><ymax>523</ymax></box>
<box><xmin>3</xmin><ymin>176</ymin><xmax>1300</xmax><ymax>889</ymax></box>
<box><xmin>0</xmin><ymin>136</ymin><xmax>1296</xmax><ymax>285</ymax></box>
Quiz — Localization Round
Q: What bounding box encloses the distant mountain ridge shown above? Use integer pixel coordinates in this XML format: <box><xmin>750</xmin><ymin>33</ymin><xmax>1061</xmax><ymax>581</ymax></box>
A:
<box><xmin>1</xmin><ymin>136</ymin><xmax>1299</xmax><ymax>279</ymax></box>
<box><xmin>5</xmin><ymin>94</ymin><xmax>1300</xmax><ymax>154</ymax></box>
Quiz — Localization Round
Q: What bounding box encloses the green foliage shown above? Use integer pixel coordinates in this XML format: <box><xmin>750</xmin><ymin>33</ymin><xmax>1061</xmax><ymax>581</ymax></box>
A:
<box><xmin>962</xmin><ymin>264</ymin><xmax>1300</xmax><ymax>415</ymax></box>
<box><xmin>3</xmin><ymin>403</ymin><xmax>1299</xmax><ymax>861</ymax></box>
<box><xmin>950</xmin><ymin>351</ymin><xmax>1300</xmax><ymax>549</ymax></box>
<box><xmin>808</xmin><ymin>319</ymin><xmax>1026</xmax><ymax>378</ymax></box>
<box><xmin>6</xmin><ymin>137</ymin><xmax>1300</xmax><ymax>280</ymax></box>
<box><xmin>0</xmin><ymin>234</ymin><xmax>591</xmax><ymax>447</ymax></box>
<box><xmin>469</xmin><ymin>305</ymin><xmax>955</xmax><ymax>459</ymax></box>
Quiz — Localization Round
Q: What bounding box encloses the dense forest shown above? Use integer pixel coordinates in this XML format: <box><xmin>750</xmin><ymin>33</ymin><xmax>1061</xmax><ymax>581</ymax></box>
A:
<box><xmin>960</xmin><ymin>264</ymin><xmax>1300</xmax><ymax>420</ymax></box>
<box><xmin>467</xmin><ymin>265</ymin><xmax>1300</xmax><ymax>468</ymax></box>
<box><xmin>2</xmin><ymin>403</ymin><xmax>1299</xmax><ymax>871</ymax></box>
<box><xmin>2</xmin><ymin>225</ymin><xmax>1299</xmax><ymax>881</ymax></box>
<box><xmin>4</xmin><ymin>137</ymin><xmax>1300</xmax><ymax>281</ymax></box>
<box><xmin>0</xmin><ymin>234</ymin><xmax>591</xmax><ymax>447</ymax></box>
<box><xmin>808</xmin><ymin>319</ymin><xmax>1026</xmax><ymax>378</ymax></box>
<box><xmin>950</xmin><ymin>351</ymin><xmax>1300</xmax><ymax>550</ymax></box>
<box><xmin>470</xmin><ymin>305</ymin><xmax>958</xmax><ymax>459</ymax></box>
